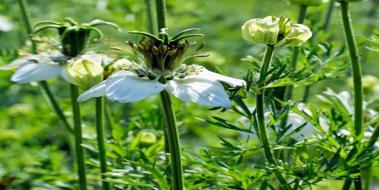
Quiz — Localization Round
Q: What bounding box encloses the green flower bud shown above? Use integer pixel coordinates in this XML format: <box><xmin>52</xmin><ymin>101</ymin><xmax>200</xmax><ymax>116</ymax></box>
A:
<box><xmin>137</xmin><ymin>131</ymin><xmax>157</xmax><ymax>145</ymax></box>
<box><xmin>242</xmin><ymin>16</ymin><xmax>312</xmax><ymax>47</ymax></box>
<box><xmin>348</xmin><ymin>75</ymin><xmax>378</xmax><ymax>94</ymax></box>
<box><xmin>288</xmin><ymin>0</ymin><xmax>329</xmax><ymax>6</ymax></box>
<box><xmin>66</xmin><ymin>57</ymin><xmax>104</xmax><ymax>90</ymax></box>
<box><xmin>242</xmin><ymin>16</ymin><xmax>280</xmax><ymax>45</ymax></box>
<box><xmin>276</xmin><ymin>24</ymin><xmax>313</xmax><ymax>47</ymax></box>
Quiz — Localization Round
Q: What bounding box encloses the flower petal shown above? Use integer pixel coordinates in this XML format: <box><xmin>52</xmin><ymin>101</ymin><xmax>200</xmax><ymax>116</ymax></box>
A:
<box><xmin>105</xmin><ymin>71</ymin><xmax>165</xmax><ymax>103</ymax></box>
<box><xmin>190</xmin><ymin>66</ymin><xmax>246</xmax><ymax>87</ymax></box>
<box><xmin>0</xmin><ymin>58</ymin><xmax>30</xmax><ymax>70</ymax></box>
<box><xmin>11</xmin><ymin>63</ymin><xmax>63</xmax><ymax>83</ymax></box>
<box><xmin>167</xmin><ymin>77</ymin><xmax>232</xmax><ymax>108</ymax></box>
<box><xmin>77</xmin><ymin>81</ymin><xmax>107</xmax><ymax>102</ymax></box>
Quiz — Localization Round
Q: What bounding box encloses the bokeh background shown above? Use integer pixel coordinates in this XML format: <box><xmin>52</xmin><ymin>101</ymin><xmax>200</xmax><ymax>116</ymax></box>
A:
<box><xmin>0</xmin><ymin>0</ymin><xmax>378</xmax><ymax>189</ymax></box>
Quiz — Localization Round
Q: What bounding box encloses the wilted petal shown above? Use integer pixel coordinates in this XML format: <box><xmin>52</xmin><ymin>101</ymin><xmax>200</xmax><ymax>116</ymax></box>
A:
<box><xmin>77</xmin><ymin>81</ymin><xmax>107</xmax><ymax>102</ymax></box>
<box><xmin>105</xmin><ymin>71</ymin><xmax>165</xmax><ymax>103</ymax></box>
<box><xmin>11</xmin><ymin>63</ymin><xmax>63</xmax><ymax>83</ymax></box>
<box><xmin>167</xmin><ymin>77</ymin><xmax>232</xmax><ymax>108</ymax></box>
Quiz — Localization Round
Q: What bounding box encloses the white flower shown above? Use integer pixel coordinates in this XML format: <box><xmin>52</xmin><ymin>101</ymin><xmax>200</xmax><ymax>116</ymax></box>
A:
<box><xmin>0</xmin><ymin>51</ymin><xmax>68</xmax><ymax>83</ymax></box>
<box><xmin>77</xmin><ymin>64</ymin><xmax>245</xmax><ymax>108</ymax></box>
<box><xmin>0</xmin><ymin>51</ymin><xmax>110</xmax><ymax>84</ymax></box>
<box><xmin>0</xmin><ymin>15</ymin><xmax>12</xmax><ymax>32</ymax></box>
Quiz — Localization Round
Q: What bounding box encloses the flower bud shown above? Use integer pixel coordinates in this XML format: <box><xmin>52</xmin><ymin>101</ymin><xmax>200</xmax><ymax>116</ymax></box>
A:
<box><xmin>66</xmin><ymin>58</ymin><xmax>104</xmax><ymax>90</ymax></box>
<box><xmin>288</xmin><ymin>0</ymin><xmax>329</xmax><ymax>6</ymax></box>
<box><xmin>242</xmin><ymin>16</ymin><xmax>280</xmax><ymax>45</ymax></box>
<box><xmin>276</xmin><ymin>24</ymin><xmax>313</xmax><ymax>47</ymax></box>
<box><xmin>242</xmin><ymin>16</ymin><xmax>312</xmax><ymax>47</ymax></box>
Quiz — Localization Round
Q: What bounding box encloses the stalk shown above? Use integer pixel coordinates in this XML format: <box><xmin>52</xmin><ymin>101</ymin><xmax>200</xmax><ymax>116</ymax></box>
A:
<box><xmin>155</xmin><ymin>0</ymin><xmax>184</xmax><ymax>189</ymax></box>
<box><xmin>257</xmin><ymin>45</ymin><xmax>290</xmax><ymax>190</ymax></box>
<box><xmin>342</xmin><ymin>179</ymin><xmax>352</xmax><ymax>190</ymax></box>
<box><xmin>70</xmin><ymin>84</ymin><xmax>87</xmax><ymax>190</ymax></box>
<box><xmin>340</xmin><ymin>1</ymin><xmax>363</xmax><ymax>140</ymax></box>
<box><xmin>95</xmin><ymin>97</ymin><xmax>110</xmax><ymax>190</ymax></box>
<box><xmin>145</xmin><ymin>0</ymin><xmax>156</xmax><ymax>34</ymax></box>
<box><xmin>303</xmin><ymin>1</ymin><xmax>335</xmax><ymax>102</ymax></box>
<box><xmin>339</xmin><ymin>1</ymin><xmax>364</xmax><ymax>190</ymax></box>
<box><xmin>159</xmin><ymin>91</ymin><xmax>183</xmax><ymax>190</ymax></box>
<box><xmin>17</xmin><ymin>0</ymin><xmax>73</xmax><ymax>134</ymax></box>
<box><xmin>104</xmin><ymin>102</ymin><xmax>114</xmax><ymax>133</ymax></box>
<box><xmin>285</xmin><ymin>5</ymin><xmax>308</xmax><ymax>100</ymax></box>
<box><xmin>145</xmin><ymin>0</ymin><xmax>169</xmax><ymax>153</ymax></box>
<box><xmin>323</xmin><ymin>1</ymin><xmax>335</xmax><ymax>32</ymax></box>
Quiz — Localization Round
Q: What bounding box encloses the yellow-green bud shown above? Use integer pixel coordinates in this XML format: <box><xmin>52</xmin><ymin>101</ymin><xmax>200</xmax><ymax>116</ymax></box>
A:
<box><xmin>242</xmin><ymin>16</ymin><xmax>280</xmax><ymax>45</ymax></box>
<box><xmin>348</xmin><ymin>75</ymin><xmax>378</xmax><ymax>93</ymax></box>
<box><xmin>242</xmin><ymin>16</ymin><xmax>312</xmax><ymax>47</ymax></box>
<box><xmin>288</xmin><ymin>0</ymin><xmax>329</xmax><ymax>6</ymax></box>
<box><xmin>276</xmin><ymin>24</ymin><xmax>313</xmax><ymax>47</ymax></box>
<box><xmin>66</xmin><ymin>58</ymin><xmax>104</xmax><ymax>90</ymax></box>
<box><xmin>137</xmin><ymin>131</ymin><xmax>157</xmax><ymax>145</ymax></box>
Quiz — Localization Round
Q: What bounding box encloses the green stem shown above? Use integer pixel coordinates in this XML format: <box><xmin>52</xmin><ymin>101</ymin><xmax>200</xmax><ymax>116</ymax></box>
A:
<box><xmin>303</xmin><ymin>2</ymin><xmax>335</xmax><ymax>102</ymax></box>
<box><xmin>323</xmin><ymin>1</ymin><xmax>335</xmax><ymax>32</ymax></box>
<box><xmin>285</xmin><ymin>5</ymin><xmax>308</xmax><ymax>100</ymax></box>
<box><xmin>40</xmin><ymin>81</ymin><xmax>73</xmax><ymax>134</ymax></box>
<box><xmin>159</xmin><ymin>91</ymin><xmax>183</xmax><ymax>190</ymax></box>
<box><xmin>17</xmin><ymin>0</ymin><xmax>73</xmax><ymax>134</ymax></box>
<box><xmin>155</xmin><ymin>0</ymin><xmax>183</xmax><ymax>188</ymax></box>
<box><xmin>340</xmin><ymin>1</ymin><xmax>363</xmax><ymax>138</ymax></box>
<box><xmin>368</xmin><ymin>123</ymin><xmax>379</xmax><ymax>148</ymax></box>
<box><xmin>104</xmin><ymin>101</ymin><xmax>114</xmax><ymax>134</ymax></box>
<box><xmin>256</xmin><ymin>45</ymin><xmax>290</xmax><ymax>190</ymax></box>
<box><xmin>17</xmin><ymin>0</ymin><xmax>36</xmax><ymax>52</ymax></box>
<box><xmin>342</xmin><ymin>179</ymin><xmax>352</xmax><ymax>190</ymax></box>
<box><xmin>70</xmin><ymin>85</ymin><xmax>87</xmax><ymax>190</ymax></box>
<box><xmin>354</xmin><ymin>178</ymin><xmax>363</xmax><ymax>190</ymax></box>
<box><xmin>96</xmin><ymin>97</ymin><xmax>110</xmax><ymax>190</ymax></box>
<box><xmin>155</xmin><ymin>0</ymin><xmax>166</xmax><ymax>31</ymax></box>
<box><xmin>145</xmin><ymin>0</ymin><xmax>156</xmax><ymax>34</ymax></box>
<box><xmin>340</xmin><ymin>2</ymin><xmax>364</xmax><ymax>190</ymax></box>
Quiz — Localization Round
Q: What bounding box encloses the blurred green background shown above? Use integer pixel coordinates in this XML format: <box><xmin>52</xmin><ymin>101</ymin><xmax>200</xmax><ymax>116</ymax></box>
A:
<box><xmin>0</xmin><ymin>0</ymin><xmax>378</xmax><ymax>189</ymax></box>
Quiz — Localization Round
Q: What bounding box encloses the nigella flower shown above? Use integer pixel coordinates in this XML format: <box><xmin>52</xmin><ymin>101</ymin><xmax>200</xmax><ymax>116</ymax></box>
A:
<box><xmin>0</xmin><ymin>51</ymin><xmax>110</xmax><ymax>84</ymax></box>
<box><xmin>0</xmin><ymin>51</ymin><xmax>68</xmax><ymax>83</ymax></box>
<box><xmin>0</xmin><ymin>18</ymin><xmax>119</xmax><ymax>84</ymax></box>
<box><xmin>78</xmin><ymin>29</ymin><xmax>245</xmax><ymax>108</ymax></box>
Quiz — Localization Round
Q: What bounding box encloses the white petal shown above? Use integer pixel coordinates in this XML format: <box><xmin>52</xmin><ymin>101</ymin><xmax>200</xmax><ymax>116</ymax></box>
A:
<box><xmin>191</xmin><ymin>66</ymin><xmax>245</xmax><ymax>87</ymax></box>
<box><xmin>167</xmin><ymin>77</ymin><xmax>232</xmax><ymax>108</ymax></box>
<box><xmin>11</xmin><ymin>63</ymin><xmax>63</xmax><ymax>83</ymax></box>
<box><xmin>0</xmin><ymin>16</ymin><xmax>12</xmax><ymax>32</ymax></box>
<box><xmin>60</xmin><ymin>68</ymin><xmax>69</xmax><ymax>82</ymax></box>
<box><xmin>105</xmin><ymin>71</ymin><xmax>165</xmax><ymax>103</ymax></box>
<box><xmin>77</xmin><ymin>81</ymin><xmax>107</xmax><ymax>102</ymax></box>
<box><xmin>0</xmin><ymin>58</ymin><xmax>30</xmax><ymax>70</ymax></box>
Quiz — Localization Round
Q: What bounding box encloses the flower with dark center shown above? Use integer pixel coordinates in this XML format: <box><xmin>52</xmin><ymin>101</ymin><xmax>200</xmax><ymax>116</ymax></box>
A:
<box><xmin>78</xmin><ymin>29</ymin><xmax>245</xmax><ymax>108</ymax></box>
